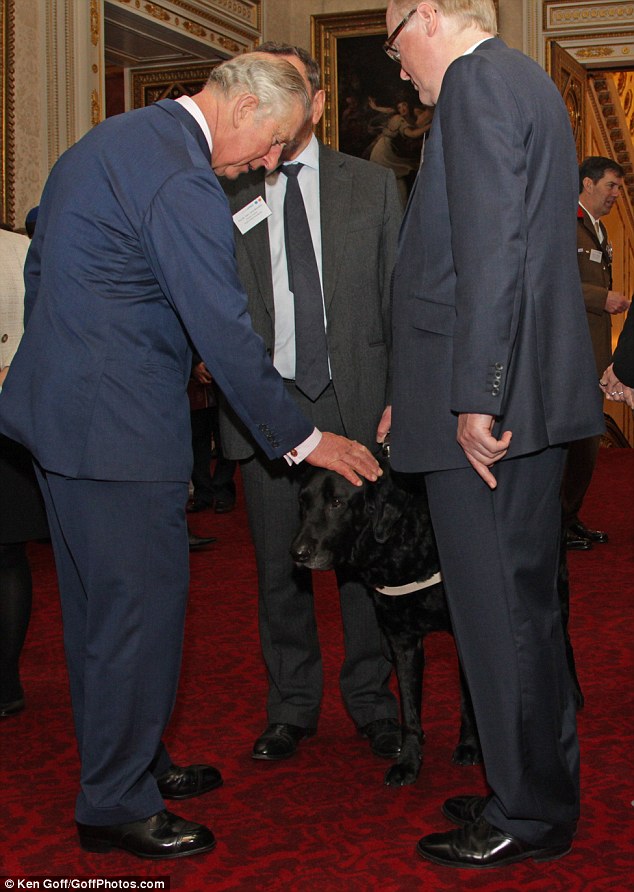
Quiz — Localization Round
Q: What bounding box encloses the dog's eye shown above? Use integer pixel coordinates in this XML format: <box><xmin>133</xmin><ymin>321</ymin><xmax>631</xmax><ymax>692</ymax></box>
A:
<box><xmin>329</xmin><ymin>497</ymin><xmax>344</xmax><ymax>510</ymax></box>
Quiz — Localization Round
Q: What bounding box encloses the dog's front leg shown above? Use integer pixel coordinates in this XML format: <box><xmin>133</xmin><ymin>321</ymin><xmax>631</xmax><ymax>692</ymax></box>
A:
<box><xmin>384</xmin><ymin>634</ymin><xmax>424</xmax><ymax>786</ymax></box>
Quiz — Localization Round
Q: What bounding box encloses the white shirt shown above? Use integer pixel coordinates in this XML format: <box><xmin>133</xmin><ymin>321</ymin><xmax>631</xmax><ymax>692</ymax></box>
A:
<box><xmin>0</xmin><ymin>230</ymin><xmax>30</xmax><ymax>371</ymax></box>
<box><xmin>175</xmin><ymin>95</ymin><xmax>213</xmax><ymax>154</ymax></box>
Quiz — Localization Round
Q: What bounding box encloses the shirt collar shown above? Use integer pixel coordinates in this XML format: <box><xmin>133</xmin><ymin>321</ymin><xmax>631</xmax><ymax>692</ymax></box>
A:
<box><xmin>175</xmin><ymin>95</ymin><xmax>213</xmax><ymax>155</ymax></box>
<box><xmin>287</xmin><ymin>133</ymin><xmax>319</xmax><ymax>170</ymax></box>
<box><xmin>265</xmin><ymin>133</ymin><xmax>319</xmax><ymax>184</ymax></box>
<box><xmin>579</xmin><ymin>201</ymin><xmax>601</xmax><ymax>228</ymax></box>
<box><xmin>463</xmin><ymin>37</ymin><xmax>494</xmax><ymax>55</ymax></box>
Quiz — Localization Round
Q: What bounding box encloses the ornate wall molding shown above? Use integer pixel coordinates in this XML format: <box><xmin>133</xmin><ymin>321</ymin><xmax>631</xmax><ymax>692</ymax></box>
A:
<box><xmin>1</xmin><ymin>0</ymin><xmax>16</xmax><ymax>224</ymax></box>
<box><xmin>542</xmin><ymin>1</ymin><xmax>634</xmax><ymax>66</ymax></box>
<box><xmin>539</xmin><ymin>1</ymin><xmax>634</xmax><ymax>225</ymax></box>
<box><xmin>44</xmin><ymin>1</ymin><xmax>104</xmax><ymax>171</ymax></box>
<box><xmin>108</xmin><ymin>0</ymin><xmax>260</xmax><ymax>55</ymax></box>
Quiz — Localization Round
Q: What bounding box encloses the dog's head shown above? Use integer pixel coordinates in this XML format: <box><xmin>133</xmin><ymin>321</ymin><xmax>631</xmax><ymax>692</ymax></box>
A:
<box><xmin>290</xmin><ymin>459</ymin><xmax>419</xmax><ymax>572</ymax></box>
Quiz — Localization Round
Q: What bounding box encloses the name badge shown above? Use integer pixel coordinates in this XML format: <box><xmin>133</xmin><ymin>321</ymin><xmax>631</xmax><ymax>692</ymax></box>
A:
<box><xmin>233</xmin><ymin>196</ymin><xmax>272</xmax><ymax>234</ymax></box>
<box><xmin>590</xmin><ymin>249</ymin><xmax>603</xmax><ymax>264</ymax></box>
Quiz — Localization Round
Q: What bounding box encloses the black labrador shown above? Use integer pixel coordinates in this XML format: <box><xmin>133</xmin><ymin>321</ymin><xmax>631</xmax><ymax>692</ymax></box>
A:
<box><xmin>290</xmin><ymin>459</ymin><xmax>582</xmax><ymax>787</ymax></box>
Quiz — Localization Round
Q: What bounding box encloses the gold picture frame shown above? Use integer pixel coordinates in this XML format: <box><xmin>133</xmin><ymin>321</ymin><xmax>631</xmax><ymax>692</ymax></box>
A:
<box><xmin>1</xmin><ymin>0</ymin><xmax>16</xmax><ymax>224</ymax></box>
<box><xmin>312</xmin><ymin>9</ymin><xmax>394</xmax><ymax>153</ymax></box>
<box><xmin>311</xmin><ymin>5</ymin><xmax>498</xmax><ymax>154</ymax></box>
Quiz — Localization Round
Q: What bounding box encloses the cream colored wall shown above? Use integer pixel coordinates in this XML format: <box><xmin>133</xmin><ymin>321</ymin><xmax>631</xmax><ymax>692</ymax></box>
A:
<box><xmin>11</xmin><ymin>0</ymin><xmax>46</xmax><ymax>230</ymax></box>
<box><xmin>263</xmin><ymin>0</ymin><xmax>525</xmax><ymax>53</ymax></box>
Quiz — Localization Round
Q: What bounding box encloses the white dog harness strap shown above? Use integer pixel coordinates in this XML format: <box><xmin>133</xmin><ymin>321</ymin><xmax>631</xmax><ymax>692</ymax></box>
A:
<box><xmin>375</xmin><ymin>571</ymin><xmax>442</xmax><ymax>597</ymax></box>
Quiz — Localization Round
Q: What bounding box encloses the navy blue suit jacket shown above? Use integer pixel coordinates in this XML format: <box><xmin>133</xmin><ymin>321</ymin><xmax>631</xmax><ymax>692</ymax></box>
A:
<box><xmin>0</xmin><ymin>100</ymin><xmax>312</xmax><ymax>480</ymax></box>
<box><xmin>390</xmin><ymin>39</ymin><xmax>604</xmax><ymax>473</ymax></box>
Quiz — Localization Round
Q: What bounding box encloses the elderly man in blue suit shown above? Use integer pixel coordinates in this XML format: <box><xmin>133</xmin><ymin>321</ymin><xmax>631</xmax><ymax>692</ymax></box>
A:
<box><xmin>380</xmin><ymin>0</ymin><xmax>604</xmax><ymax>870</ymax></box>
<box><xmin>0</xmin><ymin>53</ymin><xmax>380</xmax><ymax>860</ymax></box>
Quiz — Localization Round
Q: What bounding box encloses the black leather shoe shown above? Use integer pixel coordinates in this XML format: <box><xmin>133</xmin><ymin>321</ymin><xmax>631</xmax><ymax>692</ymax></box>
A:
<box><xmin>565</xmin><ymin>529</ymin><xmax>592</xmax><ymax>551</ymax></box>
<box><xmin>416</xmin><ymin>816</ymin><xmax>571</xmax><ymax>869</ymax></box>
<box><xmin>569</xmin><ymin>520</ymin><xmax>608</xmax><ymax>544</ymax></box>
<box><xmin>359</xmin><ymin>718</ymin><xmax>402</xmax><ymax>759</ymax></box>
<box><xmin>188</xmin><ymin>533</ymin><xmax>217</xmax><ymax>550</ymax></box>
<box><xmin>156</xmin><ymin>763</ymin><xmax>223</xmax><ymax>800</ymax></box>
<box><xmin>77</xmin><ymin>809</ymin><xmax>216</xmax><ymax>859</ymax></box>
<box><xmin>252</xmin><ymin>723</ymin><xmax>315</xmax><ymax>760</ymax></box>
<box><xmin>0</xmin><ymin>696</ymin><xmax>25</xmax><ymax>718</ymax></box>
<box><xmin>214</xmin><ymin>498</ymin><xmax>235</xmax><ymax>514</ymax></box>
<box><xmin>442</xmin><ymin>794</ymin><xmax>491</xmax><ymax>826</ymax></box>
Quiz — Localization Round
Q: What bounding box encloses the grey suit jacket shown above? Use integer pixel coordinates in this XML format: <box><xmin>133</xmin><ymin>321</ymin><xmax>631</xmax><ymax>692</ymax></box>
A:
<box><xmin>219</xmin><ymin>142</ymin><xmax>402</xmax><ymax>459</ymax></box>
<box><xmin>390</xmin><ymin>38</ymin><xmax>604</xmax><ymax>473</ymax></box>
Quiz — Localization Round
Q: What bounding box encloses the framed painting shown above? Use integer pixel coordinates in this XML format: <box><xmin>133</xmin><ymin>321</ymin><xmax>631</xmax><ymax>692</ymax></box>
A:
<box><xmin>311</xmin><ymin>4</ymin><xmax>499</xmax><ymax>159</ymax></box>
<box><xmin>311</xmin><ymin>9</ymin><xmax>424</xmax><ymax>158</ymax></box>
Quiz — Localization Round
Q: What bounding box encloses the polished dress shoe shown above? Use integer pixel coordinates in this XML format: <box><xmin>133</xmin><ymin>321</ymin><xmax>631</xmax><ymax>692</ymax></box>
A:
<box><xmin>252</xmin><ymin>723</ymin><xmax>315</xmax><ymax>760</ymax></box>
<box><xmin>569</xmin><ymin>520</ymin><xmax>608</xmax><ymax>544</ymax></box>
<box><xmin>214</xmin><ymin>497</ymin><xmax>235</xmax><ymax>514</ymax></box>
<box><xmin>156</xmin><ymin>763</ymin><xmax>223</xmax><ymax>800</ymax></box>
<box><xmin>565</xmin><ymin>529</ymin><xmax>592</xmax><ymax>551</ymax></box>
<box><xmin>359</xmin><ymin>718</ymin><xmax>401</xmax><ymax>759</ymax></box>
<box><xmin>0</xmin><ymin>695</ymin><xmax>25</xmax><ymax>718</ymax></box>
<box><xmin>188</xmin><ymin>532</ymin><xmax>217</xmax><ymax>551</ymax></box>
<box><xmin>442</xmin><ymin>794</ymin><xmax>491</xmax><ymax>826</ymax></box>
<box><xmin>416</xmin><ymin>816</ymin><xmax>571</xmax><ymax>869</ymax></box>
<box><xmin>77</xmin><ymin>809</ymin><xmax>216</xmax><ymax>859</ymax></box>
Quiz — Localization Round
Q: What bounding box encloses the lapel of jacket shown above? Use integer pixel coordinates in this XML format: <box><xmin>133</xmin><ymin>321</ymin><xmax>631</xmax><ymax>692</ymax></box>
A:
<box><xmin>318</xmin><ymin>143</ymin><xmax>352</xmax><ymax>311</ymax></box>
<box><xmin>228</xmin><ymin>171</ymin><xmax>275</xmax><ymax>317</ymax></box>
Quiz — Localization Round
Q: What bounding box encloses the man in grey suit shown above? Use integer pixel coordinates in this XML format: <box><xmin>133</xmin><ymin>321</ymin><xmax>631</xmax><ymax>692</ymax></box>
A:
<box><xmin>221</xmin><ymin>44</ymin><xmax>403</xmax><ymax>762</ymax></box>
<box><xmin>381</xmin><ymin>0</ymin><xmax>604</xmax><ymax>869</ymax></box>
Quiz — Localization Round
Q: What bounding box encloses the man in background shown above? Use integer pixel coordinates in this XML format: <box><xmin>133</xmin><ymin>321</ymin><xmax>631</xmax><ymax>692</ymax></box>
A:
<box><xmin>562</xmin><ymin>156</ymin><xmax>630</xmax><ymax>550</ymax></box>
<box><xmin>221</xmin><ymin>44</ymin><xmax>403</xmax><ymax>763</ymax></box>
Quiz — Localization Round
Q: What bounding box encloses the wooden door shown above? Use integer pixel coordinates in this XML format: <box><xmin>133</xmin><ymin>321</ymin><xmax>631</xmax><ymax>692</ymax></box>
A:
<box><xmin>550</xmin><ymin>41</ymin><xmax>587</xmax><ymax>162</ymax></box>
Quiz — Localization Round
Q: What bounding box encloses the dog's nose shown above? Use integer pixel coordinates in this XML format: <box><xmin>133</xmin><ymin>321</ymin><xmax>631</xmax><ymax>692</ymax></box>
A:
<box><xmin>290</xmin><ymin>539</ymin><xmax>313</xmax><ymax>564</ymax></box>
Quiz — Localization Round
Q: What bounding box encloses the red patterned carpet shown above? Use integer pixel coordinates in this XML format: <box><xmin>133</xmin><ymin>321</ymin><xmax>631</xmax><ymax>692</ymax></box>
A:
<box><xmin>1</xmin><ymin>449</ymin><xmax>633</xmax><ymax>891</ymax></box>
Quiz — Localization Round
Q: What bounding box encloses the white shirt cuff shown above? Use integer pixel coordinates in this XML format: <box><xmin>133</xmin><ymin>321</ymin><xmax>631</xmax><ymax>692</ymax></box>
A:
<box><xmin>284</xmin><ymin>428</ymin><xmax>322</xmax><ymax>465</ymax></box>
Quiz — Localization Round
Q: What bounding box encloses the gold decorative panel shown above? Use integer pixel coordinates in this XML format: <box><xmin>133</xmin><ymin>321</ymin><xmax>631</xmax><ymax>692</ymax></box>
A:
<box><xmin>108</xmin><ymin>0</ymin><xmax>260</xmax><ymax>51</ymax></box>
<box><xmin>132</xmin><ymin>62</ymin><xmax>220</xmax><ymax>108</ymax></box>
<box><xmin>1</xmin><ymin>0</ymin><xmax>15</xmax><ymax>224</ymax></box>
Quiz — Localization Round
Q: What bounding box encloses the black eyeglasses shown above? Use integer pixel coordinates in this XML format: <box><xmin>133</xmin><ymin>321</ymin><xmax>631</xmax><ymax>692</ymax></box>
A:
<box><xmin>383</xmin><ymin>8</ymin><xmax>418</xmax><ymax>62</ymax></box>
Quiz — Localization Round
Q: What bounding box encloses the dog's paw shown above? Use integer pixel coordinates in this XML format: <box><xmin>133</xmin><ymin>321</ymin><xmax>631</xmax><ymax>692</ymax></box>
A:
<box><xmin>451</xmin><ymin>743</ymin><xmax>482</xmax><ymax>766</ymax></box>
<box><xmin>384</xmin><ymin>761</ymin><xmax>421</xmax><ymax>786</ymax></box>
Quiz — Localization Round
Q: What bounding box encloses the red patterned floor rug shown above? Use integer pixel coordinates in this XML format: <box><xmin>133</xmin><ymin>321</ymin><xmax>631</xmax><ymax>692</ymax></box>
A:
<box><xmin>1</xmin><ymin>448</ymin><xmax>633</xmax><ymax>891</ymax></box>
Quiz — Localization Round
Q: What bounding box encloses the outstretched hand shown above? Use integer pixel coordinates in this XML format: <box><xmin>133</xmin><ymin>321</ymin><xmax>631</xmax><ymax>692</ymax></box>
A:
<box><xmin>600</xmin><ymin>364</ymin><xmax>634</xmax><ymax>408</ymax></box>
<box><xmin>457</xmin><ymin>413</ymin><xmax>512</xmax><ymax>489</ymax></box>
<box><xmin>306</xmin><ymin>432</ymin><xmax>382</xmax><ymax>486</ymax></box>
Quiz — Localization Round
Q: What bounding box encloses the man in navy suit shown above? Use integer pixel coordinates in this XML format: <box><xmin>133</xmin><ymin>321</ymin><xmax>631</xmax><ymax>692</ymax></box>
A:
<box><xmin>381</xmin><ymin>0</ymin><xmax>604</xmax><ymax>869</ymax></box>
<box><xmin>0</xmin><ymin>53</ymin><xmax>380</xmax><ymax>860</ymax></box>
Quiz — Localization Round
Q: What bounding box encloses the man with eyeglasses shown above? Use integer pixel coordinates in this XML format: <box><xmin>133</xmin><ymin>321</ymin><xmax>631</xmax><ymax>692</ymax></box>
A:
<box><xmin>378</xmin><ymin>0</ymin><xmax>604</xmax><ymax>870</ymax></box>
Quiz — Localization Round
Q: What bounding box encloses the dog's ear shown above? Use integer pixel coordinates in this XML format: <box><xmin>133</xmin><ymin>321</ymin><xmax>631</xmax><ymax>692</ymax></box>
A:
<box><xmin>370</xmin><ymin>479</ymin><xmax>409</xmax><ymax>544</ymax></box>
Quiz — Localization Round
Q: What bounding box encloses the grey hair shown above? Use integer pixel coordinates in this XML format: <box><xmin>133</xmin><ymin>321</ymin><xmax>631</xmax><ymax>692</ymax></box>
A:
<box><xmin>390</xmin><ymin>0</ymin><xmax>497</xmax><ymax>35</ymax></box>
<box><xmin>206</xmin><ymin>52</ymin><xmax>311</xmax><ymax>119</ymax></box>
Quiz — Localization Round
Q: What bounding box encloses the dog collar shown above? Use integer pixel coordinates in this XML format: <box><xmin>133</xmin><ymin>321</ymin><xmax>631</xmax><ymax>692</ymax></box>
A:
<box><xmin>375</xmin><ymin>572</ymin><xmax>442</xmax><ymax>597</ymax></box>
